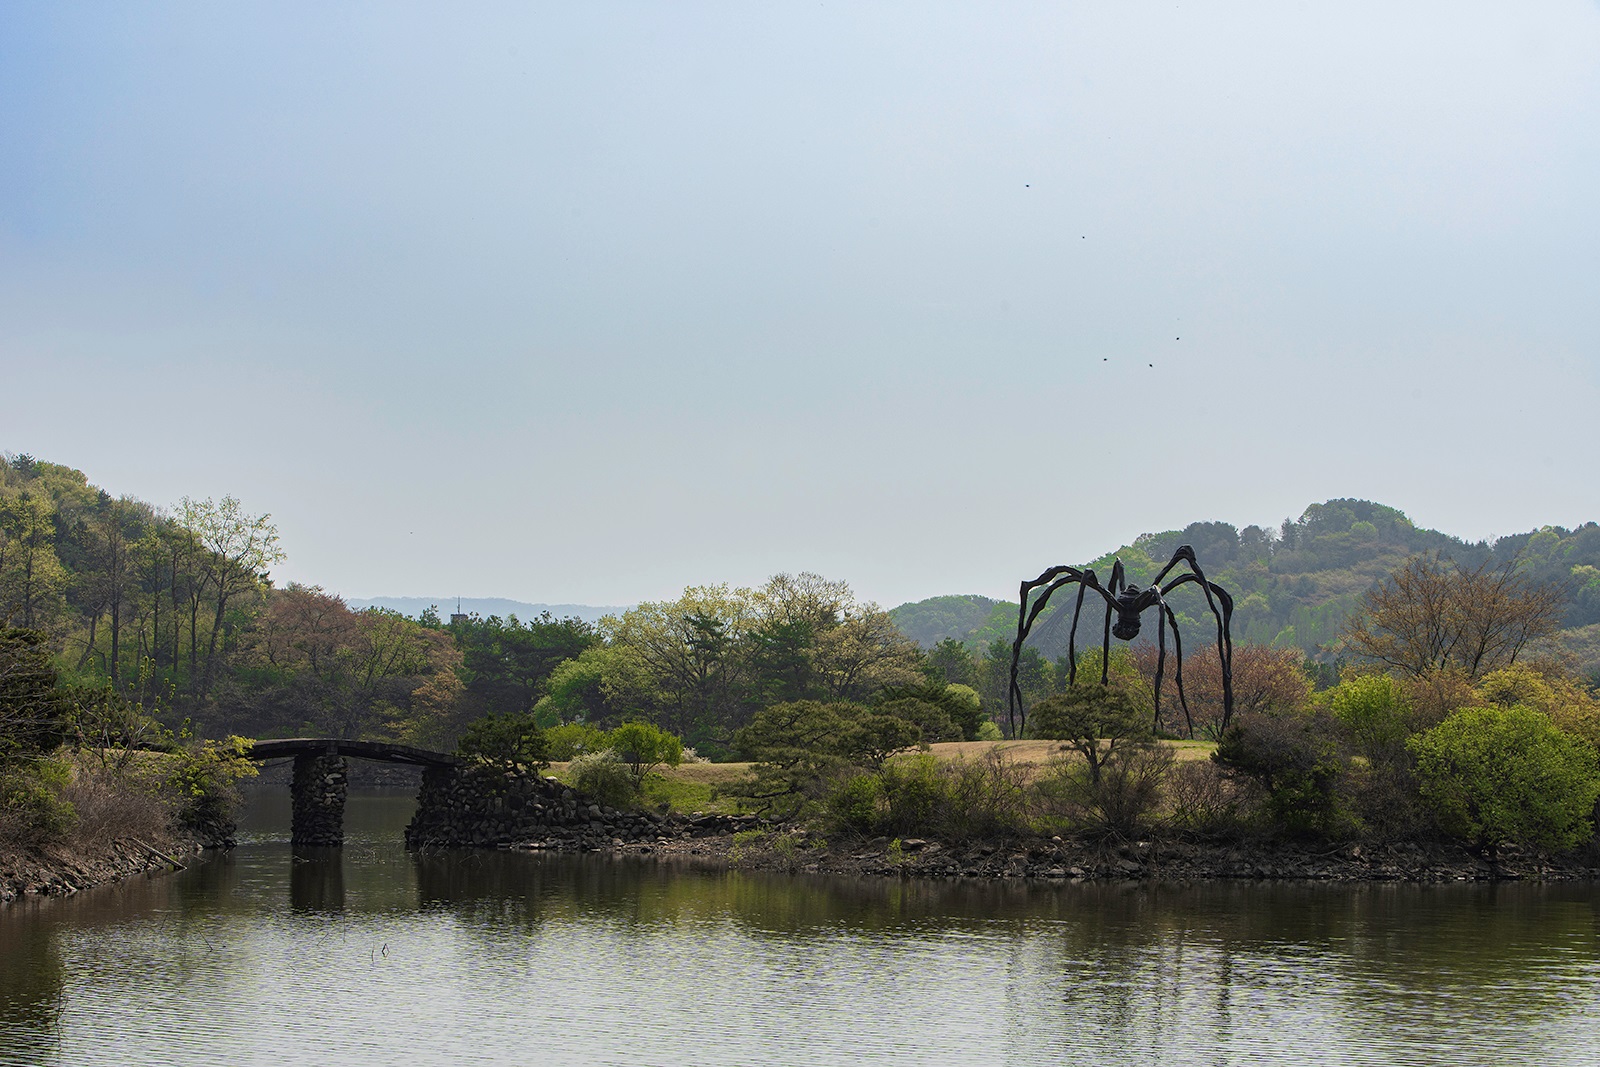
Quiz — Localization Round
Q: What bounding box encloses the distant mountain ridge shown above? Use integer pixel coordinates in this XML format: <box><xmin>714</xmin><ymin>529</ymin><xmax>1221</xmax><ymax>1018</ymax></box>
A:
<box><xmin>888</xmin><ymin>499</ymin><xmax>1600</xmax><ymax>678</ymax></box>
<box><xmin>347</xmin><ymin>597</ymin><xmax>630</xmax><ymax>625</ymax></box>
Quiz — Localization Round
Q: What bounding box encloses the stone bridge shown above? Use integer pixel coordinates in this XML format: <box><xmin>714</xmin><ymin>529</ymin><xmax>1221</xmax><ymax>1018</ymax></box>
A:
<box><xmin>248</xmin><ymin>738</ymin><xmax>761</xmax><ymax>851</ymax></box>
<box><xmin>247</xmin><ymin>738</ymin><xmax>459</xmax><ymax>846</ymax></box>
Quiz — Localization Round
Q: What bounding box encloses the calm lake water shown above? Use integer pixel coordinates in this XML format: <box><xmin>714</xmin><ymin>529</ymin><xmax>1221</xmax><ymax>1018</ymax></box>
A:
<box><xmin>3</xmin><ymin>790</ymin><xmax>1600</xmax><ymax>1066</ymax></box>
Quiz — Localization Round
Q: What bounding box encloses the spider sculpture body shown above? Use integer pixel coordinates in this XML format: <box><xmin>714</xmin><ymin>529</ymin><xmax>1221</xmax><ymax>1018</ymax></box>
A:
<box><xmin>1008</xmin><ymin>545</ymin><xmax>1235</xmax><ymax>739</ymax></box>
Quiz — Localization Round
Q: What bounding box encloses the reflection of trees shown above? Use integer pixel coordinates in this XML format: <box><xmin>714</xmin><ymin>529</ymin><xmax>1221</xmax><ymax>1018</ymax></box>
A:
<box><xmin>0</xmin><ymin>915</ymin><xmax>63</xmax><ymax>1064</ymax></box>
<box><xmin>996</xmin><ymin>882</ymin><xmax>1600</xmax><ymax>1063</ymax></box>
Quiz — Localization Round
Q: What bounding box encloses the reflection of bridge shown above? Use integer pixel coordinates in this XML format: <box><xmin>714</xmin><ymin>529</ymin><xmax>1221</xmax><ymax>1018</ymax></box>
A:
<box><xmin>247</xmin><ymin>738</ymin><xmax>459</xmax><ymax>846</ymax></box>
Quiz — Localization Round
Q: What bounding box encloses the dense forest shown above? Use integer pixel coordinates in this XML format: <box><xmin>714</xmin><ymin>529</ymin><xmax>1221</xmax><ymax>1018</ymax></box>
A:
<box><xmin>891</xmin><ymin>499</ymin><xmax>1600</xmax><ymax>681</ymax></box>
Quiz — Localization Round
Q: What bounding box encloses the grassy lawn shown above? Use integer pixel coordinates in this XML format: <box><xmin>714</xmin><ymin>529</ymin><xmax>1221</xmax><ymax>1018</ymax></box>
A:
<box><xmin>547</xmin><ymin>737</ymin><xmax>1217</xmax><ymax>816</ymax></box>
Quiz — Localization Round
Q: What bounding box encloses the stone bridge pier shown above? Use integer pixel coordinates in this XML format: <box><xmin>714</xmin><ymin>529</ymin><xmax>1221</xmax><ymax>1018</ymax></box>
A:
<box><xmin>291</xmin><ymin>751</ymin><xmax>349</xmax><ymax>846</ymax></box>
<box><xmin>249</xmin><ymin>738</ymin><xmax>461</xmax><ymax>848</ymax></box>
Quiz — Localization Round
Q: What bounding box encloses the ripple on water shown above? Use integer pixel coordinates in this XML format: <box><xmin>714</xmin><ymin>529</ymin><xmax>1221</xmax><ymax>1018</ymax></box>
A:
<box><xmin>5</xmin><ymin>794</ymin><xmax>1600</xmax><ymax>1066</ymax></box>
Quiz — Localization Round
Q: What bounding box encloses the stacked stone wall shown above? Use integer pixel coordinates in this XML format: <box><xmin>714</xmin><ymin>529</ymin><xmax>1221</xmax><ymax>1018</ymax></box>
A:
<box><xmin>405</xmin><ymin>765</ymin><xmax>760</xmax><ymax>851</ymax></box>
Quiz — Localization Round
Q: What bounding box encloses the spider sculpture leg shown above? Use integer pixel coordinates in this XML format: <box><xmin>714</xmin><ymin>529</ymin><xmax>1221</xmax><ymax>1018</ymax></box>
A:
<box><xmin>1159</xmin><ymin>599</ymin><xmax>1194</xmax><ymax>738</ymax></box>
<box><xmin>1158</xmin><ymin>566</ymin><xmax>1237</xmax><ymax>733</ymax></box>
<box><xmin>1065</xmin><ymin>582</ymin><xmax>1089</xmax><ymax>687</ymax></box>
<box><xmin>1009</xmin><ymin>566</ymin><xmax>1112</xmax><ymax>736</ymax></box>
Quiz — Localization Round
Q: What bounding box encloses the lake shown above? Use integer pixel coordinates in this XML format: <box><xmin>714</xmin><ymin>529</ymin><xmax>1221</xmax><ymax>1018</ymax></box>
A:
<box><xmin>3</xmin><ymin>789</ymin><xmax>1599</xmax><ymax>1066</ymax></box>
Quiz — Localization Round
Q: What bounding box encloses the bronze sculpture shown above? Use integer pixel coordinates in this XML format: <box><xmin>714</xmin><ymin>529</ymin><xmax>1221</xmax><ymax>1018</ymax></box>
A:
<box><xmin>1008</xmin><ymin>545</ymin><xmax>1235</xmax><ymax>739</ymax></box>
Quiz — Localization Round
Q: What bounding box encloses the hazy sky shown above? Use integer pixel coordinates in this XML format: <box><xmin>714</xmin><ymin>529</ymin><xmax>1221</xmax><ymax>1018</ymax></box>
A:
<box><xmin>4</xmin><ymin>2</ymin><xmax>1598</xmax><ymax>608</ymax></box>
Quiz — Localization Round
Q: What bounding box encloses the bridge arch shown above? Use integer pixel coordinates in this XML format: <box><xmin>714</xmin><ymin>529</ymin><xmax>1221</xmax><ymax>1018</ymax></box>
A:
<box><xmin>247</xmin><ymin>739</ymin><xmax>459</xmax><ymax>846</ymax></box>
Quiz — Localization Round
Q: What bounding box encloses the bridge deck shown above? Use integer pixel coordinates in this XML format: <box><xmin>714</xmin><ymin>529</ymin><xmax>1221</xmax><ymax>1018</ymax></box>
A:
<box><xmin>247</xmin><ymin>738</ymin><xmax>459</xmax><ymax>767</ymax></box>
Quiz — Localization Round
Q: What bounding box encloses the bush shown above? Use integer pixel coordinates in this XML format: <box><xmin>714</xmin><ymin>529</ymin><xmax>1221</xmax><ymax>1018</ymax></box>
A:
<box><xmin>1164</xmin><ymin>761</ymin><xmax>1243</xmax><ymax>834</ymax></box>
<box><xmin>607</xmin><ymin>721</ymin><xmax>684</xmax><ymax>786</ymax></box>
<box><xmin>0</xmin><ymin>759</ymin><xmax>77</xmax><ymax>844</ymax></box>
<box><xmin>569</xmin><ymin>749</ymin><xmax>636</xmax><ymax>809</ymax></box>
<box><xmin>1328</xmin><ymin>674</ymin><xmax>1410</xmax><ymax>760</ymax></box>
<box><xmin>455</xmin><ymin>712</ymin><xmax>550</xmax><ymax>773</ymax></box>
<box><xmin>165</xmin><ymin>735</ymin><xmax>258</xmax><ymax>835</ymax></box>
<box><xmin>1408</xmin><ymin>705</ymin><xmax>1600</xmax><ymax>855</ymax></box>
<box><xmin>1214</xmin><ymin>711</ymin><xmax>1351</xmax><ymax>837</ymax></box>
<box><xmin>827</xmin><ymin>772</ymin><xmax>883</xmax><ymax>833</ymax></box>
<box><xmin>1034</xmin><ymin>744</ymin><xmax>1174</xmax><ymax>836</ymax></box>
<box><xmin>546</xmin><ymin>722</ymin><xmax>611</xmax><ymax>762</ymax></box>
<box><xmin>826</xmin><ymin>749</ymin><xmax>1031</xmax><ymax>840</ymax></box>
<box><xmin>1027</xmin><ymin>683</ymin><xmax>1149</xmax><ymax>784</ymax></box>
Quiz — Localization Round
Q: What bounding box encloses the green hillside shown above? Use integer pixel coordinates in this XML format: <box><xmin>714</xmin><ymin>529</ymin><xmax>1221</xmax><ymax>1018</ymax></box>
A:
<box><xmin>890</xmin><ymin>499</ymin><xmax>1600</xmax><ymax>677</ymax></box>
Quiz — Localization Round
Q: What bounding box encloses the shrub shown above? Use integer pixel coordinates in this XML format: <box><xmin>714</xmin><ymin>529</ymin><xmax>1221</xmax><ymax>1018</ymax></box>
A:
<box><xmin>456</xmin><ymin>712</ymin><xmax>550</xmax><ymax>774</ymax></box>
<box><xmin>1408</xmin><ymin>705</ymin><xmax>1600</xmax><ymax>855</ymax></box>
<box><xmin>568</xmin><ymin>749</ymin><xmax>636</xmax><ymax>809</ymax></box>
<box><xmin>1164</xmin><ymin>760</ymin><xmax>1243</xmax><ymax>834</ymax></box>
<box><xmin>0</xmin><ymin>759</ymin><xmax>77</xmax><ymax>844</ymax></box>
<box><xmin>827</xmin><ymin>772</ymin><xmax>883</xmax><ymax>833</ymax></box>
<box><xmin>1328</xmin><ymin>674</ymin><xmax>1410</xmax><ymax>760</ymax></box>
<box><xmin>607</xmin><ymin>721</ymin><xmax>684</xmax><ymax>786</ymax></box>
<box><xmin>165</xmin><ymin>735</ymin><xmax>258</xmax><ymax>835</ymax></box>
<box><xmin>546</xmin><ymin>722</ymin><xmax>610</xmax><ymax>762</ymax></box>
<box><xmin>829</xmin><ymin>749</ymin><xmax>1031</xmax><ymax>840</ymax></box>
<box><xmin>1034</xmin><ymin>744</ymin><xmax>1174</xmax><ymax>836</ymax></box>
<box><xmin>1027</xmin><ymin>683</ymin><xmax>1149</xmax><ymax>784</ymax></box>
<box><xmin>1214</xmin><ymin>711</ymin><xmax>1351</xmax><ymax>837</ymax></box>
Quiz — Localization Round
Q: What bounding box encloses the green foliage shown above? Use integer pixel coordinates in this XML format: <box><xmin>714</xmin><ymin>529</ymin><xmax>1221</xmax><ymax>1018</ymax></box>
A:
<box><xmin>827</xmin><ymin>772</ymin><xmax>883</xmax><ymax>833</ymax></box>
<box><xmin>545</xmin><ymin>721</ymin><xmax>611</xmax><ymax>761</ymax></box>
<box><xmin>451</xmin><ymin>612</ymin><xmax>599</xmax><ymax>716</ymax></box>
<box><xmin>0</xmin><ymin>758</ymin><xmax>77</xmax><ymax>842</ymax></box>
<box><xmin>824</xmin><ymin>749</ymin><xmax>1031</xmax><ymax>840</ymax></box>
<box><xmin>1214</xmin><ymin>711</ymin><xmax>1351</xmax><ymax>837</ymax></box>
<box><xmin>975</xmin><ymin>720</ymin><xmax>1003</xmax><ymax>741</ymax></box>
<box><xmin>455</xmin><ymin>712</ymin><xmax>550</xmax><ymax>773</ymax></box>
<box><xmin>607</xmin><ymin>720</ymin><xmax>684</xmax><ymax>785</ymax></box>
<box><xmin>0</xmin><ymin>627</ymin><xmax>69</xmax><ymax>763</ymax></box>
<box><xmin>1027</xmin><ymin>682</ymin><xmax>1149</xmax><ymax>784</ymax></box>
<box><xmin>1408</xmin><ymin>705</ymin><xmax>1600</xmax><ymax>854</ymax></box>
<box><xmin>164</xmin><ymin>735</ymin><xmax>258</xmax><ymax>833</ymax></box>
<box><xmin>1327</xmin><ymin>674</ymin><xmax>1410</xmax><ymax>758</ymax></box>
<box><xmin>1033</xmin><ymin>743</ymin><xmax>1174</xmax><ymax>836</ymax></box>
<box><xmin>728</xmin><ymin>700</ymin><xmax>920</xmax><ymax>818</ymax></box>
<box><xmin>942</xmin><ymin>684</ymin><xmax>984</xmax><ymax>740</ymax></box>
<box><xmin>568</xmin><ymin>749</ymin><xmax>636</xmax><ymax>809</ymax></box>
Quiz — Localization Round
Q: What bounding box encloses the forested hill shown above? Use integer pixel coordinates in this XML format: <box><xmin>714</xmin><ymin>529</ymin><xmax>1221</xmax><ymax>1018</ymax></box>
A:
<box><xmin>889</xmin><ymin>500</ymin><xmax>1600</xmax><ymax>674</ymax></box>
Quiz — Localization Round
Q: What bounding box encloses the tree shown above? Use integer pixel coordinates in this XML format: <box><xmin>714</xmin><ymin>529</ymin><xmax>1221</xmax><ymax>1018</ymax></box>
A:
<box><xmin>1408</xmin><ymin>705</ymin><xmax>1600</xmax><ymax>855</ymax></box>
<box><xmin>924</xmin><ymin>638</ymin><xmax>977</xmax><ymax>686</ymax></box>
<box><xmin>0</xmin><ymin>492</ymin><xmax>67</xmax><ymax>631</ymax></box>
<box><xmin>1027</xmin><ymin>682</ymin><xmax>1150</xmax><ymax>785</ymax></box>
<box><xmin>729</xmin><ymin>700</ymin><xmax>920</xmax><ymax>817</ymax></box>
<box><xmin>0</xmin><ymin>628</ymin><xmax>69</xmax><ymax>763</ymax></box>
<box><xmin>455</xmin><ymin>712</ymin><xmax>550</xmax><ymax>774</ymax></box>
<box><xmin>607</xmin><ymin>585</ymin><xmax>759</xmax><ymax>742</ymax></box>
<box><xmin>177</xmin><ymin>496</ymin><xmax>284</xmax><ymax>698</ymax></box>
<box><xmin>1343</xmin><ymin>553</ymin><xmax>1567</xmax><ymax>682</ymax></box>
<box><xmin>607</xmin><ymin>720</ymin><xmax>684</xmax><ymax>787</ymax></box>
<box><xmin>1136</xmin><ymin>643</ymin><xmax>1313</xmax><ymax>739</ymax></box>
<box><xmin>452</xmin><ymin>612</ymin><xmax>599</xmax><ymax>718</ymax></box>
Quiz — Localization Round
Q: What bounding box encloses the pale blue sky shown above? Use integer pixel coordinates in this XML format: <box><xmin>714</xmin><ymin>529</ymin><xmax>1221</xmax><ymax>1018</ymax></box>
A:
<box><xmin>4</xmin><ymin>2</ymin><xmax>1598</xmax><ymax>607</ymax></box>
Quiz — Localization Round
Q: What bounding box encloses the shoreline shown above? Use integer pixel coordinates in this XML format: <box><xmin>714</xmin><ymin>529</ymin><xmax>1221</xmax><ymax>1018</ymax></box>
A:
<box><xmin>0</xmin><ymin>835</ymin><xmax>203</xmax><ymax>906</ymax></box>
<box><xmin>530</xmin><ymin>828</ymin><xmax>1600</xmax><ymax>884</ymax></box>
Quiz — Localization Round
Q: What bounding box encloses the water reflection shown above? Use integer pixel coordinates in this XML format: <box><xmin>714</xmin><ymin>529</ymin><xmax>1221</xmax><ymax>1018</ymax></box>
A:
<box><xmin>289</xmin><ymin>847</ymin><xmax>345</xmax><ymax>913</ymax></box>
<box><xmin>2</xmin><ymin>793</ymin><xmax>1599</xmax><ymax>1066</ymax></box>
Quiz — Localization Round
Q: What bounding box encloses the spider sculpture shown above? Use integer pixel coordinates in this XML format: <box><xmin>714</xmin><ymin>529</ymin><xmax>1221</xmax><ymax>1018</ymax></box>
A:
<box><xmin>1007</xmin><ymin>545</ymin><xmax>1236</xmax><ymax>739</ymax></box>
